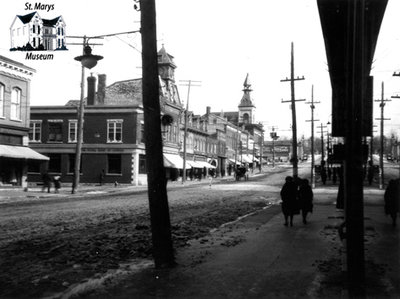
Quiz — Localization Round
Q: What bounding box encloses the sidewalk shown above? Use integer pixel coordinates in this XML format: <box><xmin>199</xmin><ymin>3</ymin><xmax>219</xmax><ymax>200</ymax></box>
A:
<box><xmin>81</xmin><ymin>188</ymin><xmax>399</xmax><ymax>299</ymax></box>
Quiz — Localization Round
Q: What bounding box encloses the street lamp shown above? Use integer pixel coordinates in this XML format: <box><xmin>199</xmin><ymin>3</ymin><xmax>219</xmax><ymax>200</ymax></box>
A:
<box><xmin>72</xmin><ymin>42</ymin><xmax>103</xmax><ymax>194</ymax></box>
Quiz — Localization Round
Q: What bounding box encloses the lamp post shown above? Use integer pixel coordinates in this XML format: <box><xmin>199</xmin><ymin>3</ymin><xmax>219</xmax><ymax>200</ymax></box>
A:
<box><xmin>72</xmin><ymin>41</ymin><xmax>103</xmax><ymax>194</ymax></box>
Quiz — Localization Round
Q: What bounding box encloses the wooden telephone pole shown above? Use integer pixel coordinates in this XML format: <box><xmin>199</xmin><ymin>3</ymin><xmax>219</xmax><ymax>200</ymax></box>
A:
<box><xmin>141</xmin><ymin>0</ymin><xmax>174</xmax><ymax>268</ymax></box>
<box><xmin>305</xmin><ymin>85</ymin><xmax>320</xmax><ymax>188</ymax></box>
<box><xmin>179</xmin><ymin>80</ymin><xmax>201</xmax><ymax>184</ymax></box>
<box><xmin>281</xmin><ymin>42</ymin><xmax>305</xmax><ymax>178</ymax></box>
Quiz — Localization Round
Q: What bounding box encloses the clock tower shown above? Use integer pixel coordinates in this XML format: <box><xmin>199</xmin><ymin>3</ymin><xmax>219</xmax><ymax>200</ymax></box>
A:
<box><xmin>238</xmin><ymin>73</ymin><xmax>256</xmax><ymax>124</ymax></box>
<box><xmin>157</xmin><ymin>45</ymin><xmax>176</xmax><ymax>84</ymax></box>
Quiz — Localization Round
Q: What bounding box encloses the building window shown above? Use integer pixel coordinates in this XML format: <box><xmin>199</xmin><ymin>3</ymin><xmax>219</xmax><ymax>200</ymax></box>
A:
<box><xmin>29</xmin><ymin>121</ymin><xmax>42</xmax><ymax>142</ymax></box>
<box><xmin>48</xmin><ymin>153</ymin><xmax>62</xmax><ymax>173</ymax></box>
<box><xmin>68</xmin><ymin>120</ymin><xmax>77</xmax><ymax>142</ymax></box>
<box><xmin>139</xmin><ymin>154</ymin><xmax>146</xmax><ymax>174</ymax></box>
<box><xmin>0</xmin><ymin>83</ymin><xmax>4</xmax><ymax>117</ymax></box>
<box><xmin>11</xmin><ymin>88</ymin><xmax>21</xmax><ymax>120</ymax></box>
<box><xmin>48</xmin><ymin>120</ymin><xmax>63</xmax><ymax>142</ymax></box>
<box><xmin>140</xmin><ymin>121</ymin><xmax>145</xmax><ymax>143</ymax></box>
<box><xmin>107</xmin><ymin>120</ymin><xmax>123</xmax><ymax>143</ymax></box>
<box><xmin>108</xmin><ymin>154</ymin><xmax>121</xmax><ymax>174</ymax></box>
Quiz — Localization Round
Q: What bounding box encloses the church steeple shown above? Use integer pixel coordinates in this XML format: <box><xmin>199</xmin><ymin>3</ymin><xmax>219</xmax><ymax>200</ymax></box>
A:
<box><xmin>238</xmin><ymin>73</ymin><xmax>256</xmax><ymax>124</ymax></box>
<box><xmin>157</xmin><ymin>45</ymin><xmax>176</xmax><ymax>83</ymax></box>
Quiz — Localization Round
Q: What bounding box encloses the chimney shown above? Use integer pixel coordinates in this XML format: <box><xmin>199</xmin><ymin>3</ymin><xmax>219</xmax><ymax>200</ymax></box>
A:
<box><xmin>97</xmin><ymin>74</ymin><xmax>107</xmax><ymax>104</ymax></box>
<box><xmin>206</xmin><ymin>106</ymin><xmax>211</xmax><ymax>115</ymax></box>
<box><xmin>87</xmin><ymin>75</ymin><xmax>96</xmax><ymax>105</ymax></box>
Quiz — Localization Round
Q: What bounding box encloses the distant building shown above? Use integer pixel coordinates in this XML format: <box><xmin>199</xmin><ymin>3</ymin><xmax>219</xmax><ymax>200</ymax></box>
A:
<box><xmin>10</xmin><ymin>11</ymin><xmax>66</xmax><ymax>50</ymax></box>
<box><xmin>29</xmin><ymin>46</ymin><xmax>217</xmax><ymax>185</ymax></box>
<box><xmin>0</xmin><ymin>55</ymin><xmax>48</xmax><ymax>188</ymax></box>
<box><xmin>206</xmin><ymin>74</ymin><xmax>264</xmax><ymax>169</ymax></box>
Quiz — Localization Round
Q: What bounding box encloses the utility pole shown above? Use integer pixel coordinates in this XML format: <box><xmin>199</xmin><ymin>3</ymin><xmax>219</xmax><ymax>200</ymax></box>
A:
<box><xmin>141</xmin><ymin>0</ymin><xmax>174</xmax><ymax>268</ymax></box>
<box><xmin>259</xmin><ymin>130</ymin><xmax>264</xmax><ymax>172</ymax></box>
<box><xmin>375</xmin><ymin>82</ymin><xmax>391</xmax><ymax>189</ymax></box>
<box><xmin>306</xmin><ymin>85</ymin><xmax>320</xmax><ymax>188</ymax></box>
<box><xmin>391</xmin><ymin>72</ymin><xmax>400</xmax><ymax>178</ymax></box>
<box><xmin>281</xmin><ymin>42</ymin><xmax>305</xmax><ymax>178</ymax></box>
<box><xmin>179</xmin><ymin>80</ymin><xmax>201</xmax><ymax>184</ymax></box>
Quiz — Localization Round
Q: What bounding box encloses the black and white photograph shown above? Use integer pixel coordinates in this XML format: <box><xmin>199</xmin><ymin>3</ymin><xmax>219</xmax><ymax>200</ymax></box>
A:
<box><xmin>0</xmin><ymin>0</ymin><xmax>399</xmax><ymax>298</ymax></box>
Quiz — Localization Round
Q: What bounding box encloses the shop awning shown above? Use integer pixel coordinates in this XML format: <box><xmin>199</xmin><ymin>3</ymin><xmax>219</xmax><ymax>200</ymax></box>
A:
<box><xmin>187</xmin><ymin>160</ymin><xmax>204</xmax><ymax>168</ymax></box>
<box><xmin>0</xmin><ymin>145</ymin><xmax>49</xmax><ymax>160</ymax></box>
<box><xmin>163</xmin><ymin>153</ymin><xmax>191</xmax><ymax>169</ymax></box>
<box><xmin>241</xmin><ymin>155</ymin><xmax>253</xmax><ymax>164</ymax></box>
<box><xmin>228</xmin><ymin>158</ymin><xmax>241</xmax><ymax>165</ymax></box>
<box><xmin>195</xmin><ymin>161</ymin><xmax>216</xmax><ymax>169</ymax></box>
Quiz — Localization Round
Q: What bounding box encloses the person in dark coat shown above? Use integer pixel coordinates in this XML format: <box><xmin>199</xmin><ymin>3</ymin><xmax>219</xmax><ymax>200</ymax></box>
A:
<box><xmin>298</xmin><ymin>179</ymin><xmax>313</xmax><ymax>224</ymax></box>
<box><xmin>384</xmin><ymin>179</ymin><xmax>400</xmax><ymax>226</ymax></box>
<box><xmin>53</xmin><ymin>175</ymin><xmax>61</xmax><ymax>193</ymax></box>
<box><xmin>320</xmin><ymin>166</ymin><xmax>327</xmax><ymax>185</ymax></box>
<box><xmin>41</xmin><ymin>172</ymin><xmax>51</xmax><ymax>193</ymax></box>
<box><xmin>280</xmin><ymin>176</ymin><xmax>298</xmax><ymax>226</ymax></box>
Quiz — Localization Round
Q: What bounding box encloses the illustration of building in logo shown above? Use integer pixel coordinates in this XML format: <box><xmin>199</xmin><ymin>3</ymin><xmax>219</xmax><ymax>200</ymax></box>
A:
<box><xmin>10</xmin><ymin>12</ymin><xmax>67</xmax><ymax>51</ymax></box>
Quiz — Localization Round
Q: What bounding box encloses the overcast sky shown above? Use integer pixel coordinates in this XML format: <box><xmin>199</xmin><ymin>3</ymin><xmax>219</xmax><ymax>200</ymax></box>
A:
<box><xmin>1</xmin><ymin>0</ymin><xmax>400</xmax><ymax>138</ymax></box>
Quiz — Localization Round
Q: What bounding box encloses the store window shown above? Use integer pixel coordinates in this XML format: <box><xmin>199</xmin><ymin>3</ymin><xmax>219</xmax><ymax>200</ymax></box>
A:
<box><xmin>47</xmin><ymin>153</ymin><xmax>61</xmax><ymax>173</ymax></box>
<box><xmin>108</xmin><ymin>154</ymin><xmax>121</xmax><ymax>174</ymax></box>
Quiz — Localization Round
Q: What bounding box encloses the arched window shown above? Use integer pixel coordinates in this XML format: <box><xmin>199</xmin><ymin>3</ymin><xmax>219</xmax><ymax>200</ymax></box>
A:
<box><xmin>0</xmin><ymin>83</ymin><xmax>4</xmax><ymax>117</ymax></box>
<box><xmin>11</xmin><ymin>88</ymin><xmax>21</xmax><ymax>120</ymax></box>
<box><xmin>243</xmin><ymin>113</ymin><xmax>249</xmax><ymax>124</ymax></box>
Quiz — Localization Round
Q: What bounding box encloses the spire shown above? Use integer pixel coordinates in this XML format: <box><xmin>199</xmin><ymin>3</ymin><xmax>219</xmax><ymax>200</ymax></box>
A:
<box><xmin>239</xmin><ymin>73</ymin><xmax>255</xmax><ymax>107</ymax></box>
<box><xmin>243</xmin><ymin>73</ymin><xmax>251</xmax><ymax>90</ymax></box>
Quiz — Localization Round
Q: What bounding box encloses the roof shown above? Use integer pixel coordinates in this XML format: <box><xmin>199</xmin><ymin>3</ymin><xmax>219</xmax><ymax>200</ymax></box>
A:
<box><xmin>104</xmin><ymin>78</ymin><xmax>143</xmax><ymax>105</ymax></box>
<box><xmin>157</xmin><ymin>45</ymin><xmax>176</xmax><ymax>68</ymax></box>
<box><xmin>0</xmin><ymin>55</ymin><xmax>36</xmax><ymax>72</ymax></box>
<box><xmin>42</xmin><ymin>16</ymin><xmax>62</xmax><ymax>27</ymax></box>
<box><xmin>17</xmin><ymin>12</ymin><xmax>37</xmax><ymax>24</ymax></box>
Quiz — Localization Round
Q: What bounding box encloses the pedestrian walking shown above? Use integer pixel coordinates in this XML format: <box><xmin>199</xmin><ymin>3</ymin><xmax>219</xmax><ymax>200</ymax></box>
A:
<box><xmin>384</xmin><ymin>178</ymin><xmax>400</xmax><ymax>226</ymax></box>
<box><xmin>298</xmin><ymin>179</ymin><xmax>313</xmax><ymax>224</ymax></box>
<box><xmin>41</xmin><ymin>172</ymin><xmax>51</xmax><ymax>193</ymax></box>
<box><xmin>332</xmin><ymin>167</ymin><xmax>337</xmax><ymax>185</ymax></box>
<box><xmin>321</xmin><ymin>166</ymin><xmax>327</xmax><ymax>185</ymax></box>
<box><xmin>280</xmin><ymin>176</ymin><xmax>299</xmax><ymax>226</ymax></box>
<box><xmin>367</xmin><ymin>161</ymin><xmax>374</xmax><ymax>186</ymax></box>
<box><xmin>53</xmin><ymin>175</ymin><xmax>61</xmax><ymax>193</ymax></box>
<box><xmin>99</xmin><ymin>169</ymin><xmax>105</xmax><ymax>186</ymax></box>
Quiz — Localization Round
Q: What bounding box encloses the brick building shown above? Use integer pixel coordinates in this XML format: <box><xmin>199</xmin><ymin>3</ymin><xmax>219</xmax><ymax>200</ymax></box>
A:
<box><xmin>0</xmin><ymin>55</ymin><xmax>48</xmax><ymax>188</ymax></box>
